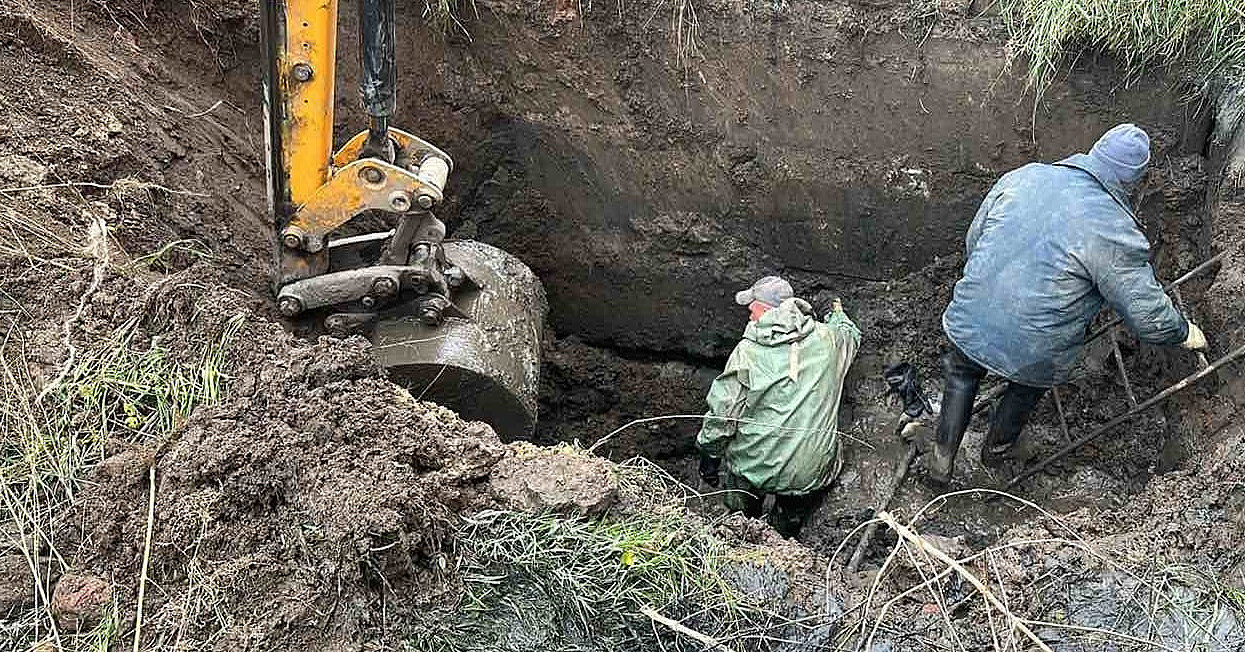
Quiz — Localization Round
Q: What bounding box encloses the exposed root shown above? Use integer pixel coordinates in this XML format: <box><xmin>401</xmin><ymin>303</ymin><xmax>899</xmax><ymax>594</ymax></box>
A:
<box><xmin>37</xmin><ymin>214</ymin><xmax>110</xmax><ymax>404</ymax></box>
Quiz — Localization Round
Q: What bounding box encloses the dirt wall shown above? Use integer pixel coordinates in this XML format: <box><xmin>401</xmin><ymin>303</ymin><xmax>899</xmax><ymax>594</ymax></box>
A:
<box><xmin>337</xmin><ymin>0</ymin><xmax>1212</xmax><ymax>358</ymax></box>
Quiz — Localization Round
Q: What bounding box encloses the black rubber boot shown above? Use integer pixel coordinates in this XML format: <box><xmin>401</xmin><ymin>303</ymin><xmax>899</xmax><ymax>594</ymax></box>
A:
<box><xmin>929</xmin><ymin>347</ymin><xmax>987</xmax><ymax>484</ymax></box>
<box><xmin>980</xmin><ymin>382</ymin><xmax>1047</xmax><ymax>467</ymax></box>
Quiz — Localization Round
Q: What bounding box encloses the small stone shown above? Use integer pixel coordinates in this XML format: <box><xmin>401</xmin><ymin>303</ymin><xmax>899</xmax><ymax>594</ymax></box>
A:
<box><xmin>490</xmin><ymin>444</ymin><xmax>619</xmax><ymax>515</ymax></box>
<box><xmin>50</xmin><ymin>574</ymin><xmax>112</xmax><ymax>632</ymax></box>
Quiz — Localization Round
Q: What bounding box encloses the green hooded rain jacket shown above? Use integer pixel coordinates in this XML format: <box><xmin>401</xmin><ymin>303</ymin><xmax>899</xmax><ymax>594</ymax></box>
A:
<box><xmin>697</xmin><ymin>298</ymin><xmax>861</xmax><ymax>495</ymax></box>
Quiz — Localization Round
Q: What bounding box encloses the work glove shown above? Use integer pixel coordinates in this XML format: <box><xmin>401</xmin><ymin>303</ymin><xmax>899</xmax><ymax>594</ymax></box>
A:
<box><xmin>1182</xmin><ymin>322</ymin><xmax>1207</xmax><ymax>350</ymax></box>
<box><xmin>883</xmin><ymin>362</ymin><xmax>932</xmax><ymax>418</ymax></box>
<box><xmin>698</xmin><ymin>454</ymin><xmax>722</xmax><ymax>488</ymax></box>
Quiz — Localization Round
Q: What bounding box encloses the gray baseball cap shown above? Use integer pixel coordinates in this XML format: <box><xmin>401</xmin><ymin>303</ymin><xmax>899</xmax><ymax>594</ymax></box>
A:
<box><xmin>734</xmin><ymin>275</ymin><xmax>794</xmax><ymax>307</ymax></box>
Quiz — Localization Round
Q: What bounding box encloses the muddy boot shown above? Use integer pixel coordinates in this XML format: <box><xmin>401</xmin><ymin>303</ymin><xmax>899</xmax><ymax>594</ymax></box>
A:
<box><xmin>924</xmin><ymin>443</ymin><xmax>955</xmax><ymax>486</ymax></box>
<box><xmin>980</xmin><ymin>441</ymin><xmax>1014</xmax><ymax>468</ymax></box>
<box><xmin>980</xmin><ymin>381</ymin><xmax>1046</xmax><ymax>468</ymax></box>
<box><xmin>925</xmin><ymin>347</ymin><xmax>986</xmax><ymax>487</ymax></box>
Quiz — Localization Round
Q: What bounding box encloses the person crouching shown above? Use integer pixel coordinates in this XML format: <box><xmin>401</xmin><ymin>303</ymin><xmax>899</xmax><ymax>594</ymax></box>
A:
<box><xmin>697</xmin><ymin>276</ymin><xmax>862</xmax><ymax>537</ymax></box>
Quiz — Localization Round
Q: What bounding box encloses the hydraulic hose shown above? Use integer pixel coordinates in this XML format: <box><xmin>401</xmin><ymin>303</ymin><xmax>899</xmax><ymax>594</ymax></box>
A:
<box><xmin>358</xmin><ymin>0</ymin><xmax>396</xmax><ymax>160</ymax></box>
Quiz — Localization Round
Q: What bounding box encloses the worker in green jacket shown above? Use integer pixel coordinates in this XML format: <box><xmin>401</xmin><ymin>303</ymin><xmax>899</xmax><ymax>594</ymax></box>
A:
<box><xmin>697</xmin><ymin>276</ymin><xmax>862</xmax><ymax>537</ymax></box>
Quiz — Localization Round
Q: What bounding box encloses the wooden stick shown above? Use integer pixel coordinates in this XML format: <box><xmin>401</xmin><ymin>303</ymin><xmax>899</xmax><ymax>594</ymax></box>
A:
<box><xmin>1007</xmin><ymin>342</ymin><xmax>1245</xmax><ymax>490</ymax></box>
<box><xmin>847</xmin><ymin>440</ymin><xmax>918</xmax><ymax>572</ymax></box>
<box><xmin>133</xmin><ymin>466</ymin><xmax>156</xmax><ymax>652</ymax></box>
<box><xmin>640</xmin><ymin>605</ymin><xmax>736</xmax><ymax>652</ymax></box>
<box><xmin>1050</xmin><ymin>387</ymin><xmax>1071</xmax><ymax>443</ymax></box>
<box><xmin>877</xmin><ymin>512</ymin><xmax>1054</xmax><ymax>652</ymax></box>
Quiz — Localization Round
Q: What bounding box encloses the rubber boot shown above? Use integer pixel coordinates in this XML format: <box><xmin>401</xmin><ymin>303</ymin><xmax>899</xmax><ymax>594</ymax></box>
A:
<box><xmin>924</xmin><ymin>348</ymin><xmax>986</xmax><ymax>484</ymax></box>
<box><xmin>980</xmin><ymin>382</ymin><xmax>1047</xmax><ymax>467</ymax></box>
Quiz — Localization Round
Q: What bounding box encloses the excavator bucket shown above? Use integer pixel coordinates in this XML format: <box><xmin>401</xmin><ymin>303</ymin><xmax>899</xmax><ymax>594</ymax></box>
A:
<box><xmin>261</xmin><ymin>0</ymin><xmax>545</xmax><ymax>439</ymax></box>
<box><xmin>371</xmin><ymin>241</ymin><xmax>546</xmax><ymax>440</ymax></box>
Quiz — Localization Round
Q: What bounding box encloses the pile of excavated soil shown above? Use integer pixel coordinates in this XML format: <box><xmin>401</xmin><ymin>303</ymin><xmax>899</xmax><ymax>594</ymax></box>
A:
<box><xmin>0</xmin><ymin>262</ymin><xmax>843</xmax><ymax>649</ymax></box>
<box><xmin>66</xmin><ymin>321</ymin><xmax>498</xmax><ymax>648</ymax></box>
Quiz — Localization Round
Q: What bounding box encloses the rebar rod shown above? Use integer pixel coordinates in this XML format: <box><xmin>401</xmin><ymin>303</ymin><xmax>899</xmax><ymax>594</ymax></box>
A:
<box><xmin>1171</xmin><ymin>286</ymin><xmax>1211</xmax><ymax>370</ymax></box>
<box><xmin>1006</xmin><ymin>342</ymin><xmax>1245</xmax><ymax>490</ymax></box>
<box><xmin>1109</xmin><ymin>328</ymin><xmax>1138</xmax><ymax>407</ymax></box>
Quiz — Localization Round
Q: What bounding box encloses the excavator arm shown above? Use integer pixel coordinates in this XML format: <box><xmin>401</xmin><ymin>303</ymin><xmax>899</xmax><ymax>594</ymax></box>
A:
<box><xmin>260</xmin><ymin>0</ymin><xmax>546</xmax><ymax>438</ymax></box>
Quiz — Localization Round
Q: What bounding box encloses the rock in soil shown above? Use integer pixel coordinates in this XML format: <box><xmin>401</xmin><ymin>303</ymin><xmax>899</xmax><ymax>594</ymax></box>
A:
<box><xmin>490</xmin><ymin>443</ymin><xmax>620</xmax><ymax>515</ymax></box>
<box><xmin>50</xmin><ymin>574</ymin><xmax>112</xmax><ymax>631</ymax></box>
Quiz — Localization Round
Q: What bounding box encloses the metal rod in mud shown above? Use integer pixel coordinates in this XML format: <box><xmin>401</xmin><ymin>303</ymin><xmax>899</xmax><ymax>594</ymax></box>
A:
<box><xmin>1171</xmin><ymin>286</ymin><xmax>1212</xmax><ymax>371</ymax></box>
<box><xmin>1109</xmin><ymin>328</ymin><xmax>1139</xmax><ymax>407</ymax></box>
<box><xmin>1051</xmin><ymin>386</ymin><xmax>1071</xmax><ymax>443</ymax></box>
<box><xmin>847</xmin><ymin>440</ymin><xmax>919</xmax><ymax>572</ymax></box>
<box><xmin>1006</xmin><ymin>342</ymin><xmax>1245</xmax><ymax>490</ymax></box>
<box><xmin>1085</xmin><ymin>248</ymin><xmax>1232</xmax><ymax>345</ymax></box>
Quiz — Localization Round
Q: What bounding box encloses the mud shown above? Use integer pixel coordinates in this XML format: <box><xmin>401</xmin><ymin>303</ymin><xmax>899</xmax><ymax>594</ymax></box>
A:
<box><xmin>70</xmin><ymin>334</ymin><xmax>507</xmax><ymax>648</ymax></box>
<box><xmin>536</xmin><ymin>335</ymin><xmax>720</xmax><ymax>469</ymax></box>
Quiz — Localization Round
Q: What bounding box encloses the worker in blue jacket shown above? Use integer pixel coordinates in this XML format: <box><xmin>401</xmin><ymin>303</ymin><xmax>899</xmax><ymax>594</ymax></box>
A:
<box><xmin>927</xmin><ymin>123</ymin><xmax>1208</xmax><ymax>483</ymax></box>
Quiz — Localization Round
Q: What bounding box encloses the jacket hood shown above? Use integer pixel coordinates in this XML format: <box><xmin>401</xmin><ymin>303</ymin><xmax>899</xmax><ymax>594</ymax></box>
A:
<box><xmin>1055</xmin><ymin>153</ymin><xmax>1139</xmax><ymax>224</ymax></box>
<box><xmin>743</xmin><ymin>298</ymin><xmax>816</xmax><ymax>346</ymax></box>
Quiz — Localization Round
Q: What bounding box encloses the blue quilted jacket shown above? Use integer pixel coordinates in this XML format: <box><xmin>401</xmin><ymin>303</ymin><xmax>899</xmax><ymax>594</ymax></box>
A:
<box><xmin>942</xmin><ymin>153</ymin><xmax>1188</xmax><ymax>387</ymax></box>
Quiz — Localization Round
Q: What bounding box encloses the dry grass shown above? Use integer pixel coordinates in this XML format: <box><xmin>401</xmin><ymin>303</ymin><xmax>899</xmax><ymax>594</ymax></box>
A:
<box><xmin>994</xmin><ymin>0</ymin><xmax>1245</xmax><ymax>96</ymax></box>
<box><xmin>0</xmin><ymin>305</ymin><xmax>242</xmax><ymax>651</ymax></box>
<box><xmin>834</xmin><ymin>489</ymin><xmax>1245</xmax><ymax>651</ymax></box>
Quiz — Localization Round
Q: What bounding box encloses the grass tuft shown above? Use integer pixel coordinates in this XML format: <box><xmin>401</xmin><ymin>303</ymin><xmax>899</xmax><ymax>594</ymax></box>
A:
<box><xmin>410</xmin><ymin>504</ymin><xmax>808</xmax><ymax>651</ymax></box>
<box><xmin>995</xmin><ymin>0</ymin><xmax>1245</xmax><ymax>95</ymax></box>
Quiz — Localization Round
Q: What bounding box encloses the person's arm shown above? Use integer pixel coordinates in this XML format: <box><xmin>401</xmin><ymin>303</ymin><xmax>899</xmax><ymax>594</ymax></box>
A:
<box><xmin>824</xmin><ymin>301</ymin><xmax>862</xmax><ymax>348</ymax></box>
<box><xmin>697</xmin><ymin>343</ymin><xmax>752</xmax><ymax>460</ymax></box>
<box><xmin>1088</xmin><ymin>226</ymin><xmax>1188</xmax><ymax>345</ymax></box>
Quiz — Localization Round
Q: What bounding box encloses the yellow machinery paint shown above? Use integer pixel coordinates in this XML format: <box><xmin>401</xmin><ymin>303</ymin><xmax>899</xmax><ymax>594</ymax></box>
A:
<box><xmin>283</xmin><ymin>0</ymin><xmax>338</xmax><ymax>205</ymax></box>
<box><xmin>259</xmin><ymin>0</ymin><xmax>546</xmax><ymax>439</ymax></box>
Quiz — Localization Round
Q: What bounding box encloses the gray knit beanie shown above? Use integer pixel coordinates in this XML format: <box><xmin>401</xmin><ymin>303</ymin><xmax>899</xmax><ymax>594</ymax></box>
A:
<box><xmin>1089</xmin><ymin>123</ymin><xmax>1151</xmax><ymax>187</ymax></box>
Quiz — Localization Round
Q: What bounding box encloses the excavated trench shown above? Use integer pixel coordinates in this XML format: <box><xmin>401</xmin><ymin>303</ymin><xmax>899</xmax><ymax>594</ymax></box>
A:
<box><xmin>334</xmin><ymin>0</ymin><xmax>1239</xmax><ymax>557</ymax></box>
<box><xmin>7</xmin><ymin>0</ymin><xmax>1244</xmax><ymax>575</ymax></box>
<box><xmin>354</xmin><ymin>4</ymin><xmax>1243</xmax><ymax>555</ymax></box>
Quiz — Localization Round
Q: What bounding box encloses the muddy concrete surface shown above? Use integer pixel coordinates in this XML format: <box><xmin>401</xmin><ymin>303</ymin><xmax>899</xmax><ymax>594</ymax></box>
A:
<box><xmin>1</xmin><ymin>0</ymin><xmax>1244</xmax><ymax>648</ymax></box>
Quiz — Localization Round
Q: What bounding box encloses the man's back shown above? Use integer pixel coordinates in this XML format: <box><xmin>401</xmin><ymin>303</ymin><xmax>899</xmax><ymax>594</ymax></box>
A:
<box><xmin>698</xmin><ymin>299</ymin><xmax>860</xmax><ymax>494</ymax></box>
<box><xmin>943</xmin><ymin>154</ymin><xmax>1186</xmax><ymax>387</ymax></box>
<box><xmin>925</xmin><ymin>123</ymin><xmax>1204</xmax><ymax>485</ymax></box>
